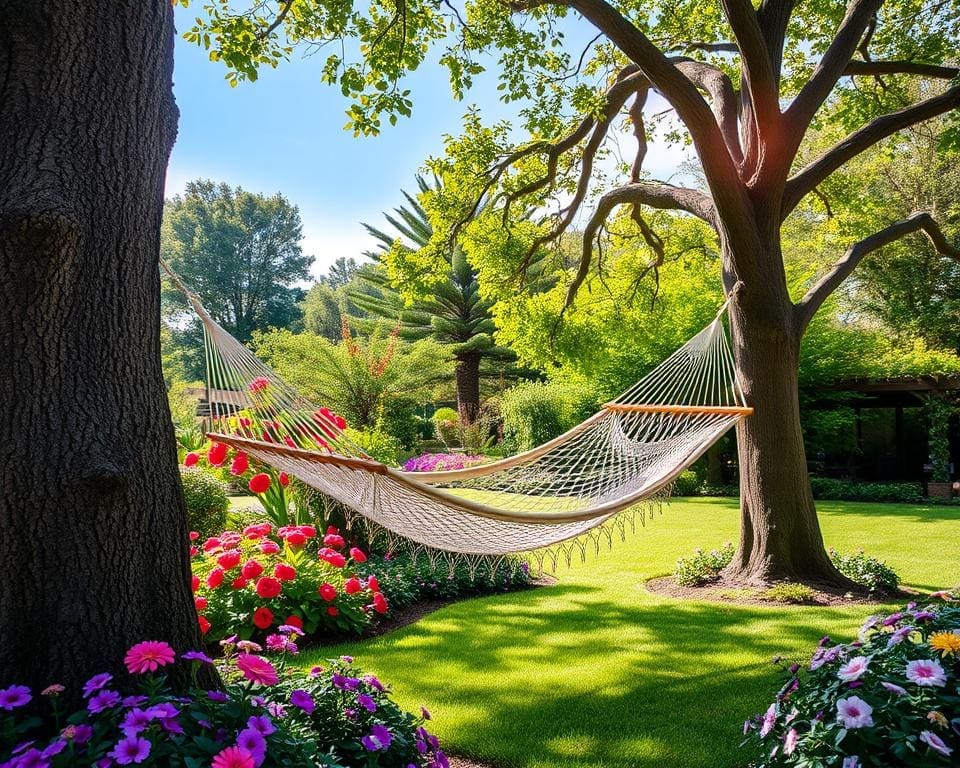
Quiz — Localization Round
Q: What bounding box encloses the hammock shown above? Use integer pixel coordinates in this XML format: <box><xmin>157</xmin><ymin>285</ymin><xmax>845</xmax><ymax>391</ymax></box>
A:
<box><xmin>163</xmin><ymin>262</ymin><xmax>750</xmax><ymax>556</ymax></box>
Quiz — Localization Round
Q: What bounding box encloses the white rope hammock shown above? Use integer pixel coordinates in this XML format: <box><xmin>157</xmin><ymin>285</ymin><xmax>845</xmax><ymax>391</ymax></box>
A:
<box><xmin>163</xmin><ymin>261</ymin><xmax>751</xmax><ymax>556</ymax></box>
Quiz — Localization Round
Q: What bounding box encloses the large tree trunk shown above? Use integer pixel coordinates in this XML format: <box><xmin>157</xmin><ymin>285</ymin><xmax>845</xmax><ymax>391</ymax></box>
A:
<box><xmin>455</xmin><ymin>351</ymin><xmax>482</xmax><ymax>422</ymax></box>
<box><xmin>721</xmin><ymin>239</ymin><xmax>852</xmax><ymax>588</ymax></box>
<box><xmin>0</xmin><ymin>1</ymin><xmax>203</xmax><ymax>697</ymax></box>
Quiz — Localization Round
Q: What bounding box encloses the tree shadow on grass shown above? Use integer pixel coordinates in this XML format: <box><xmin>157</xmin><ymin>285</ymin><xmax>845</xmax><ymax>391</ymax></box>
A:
<box><xmin>310</xmin><ymin>585</ymin><xmax>876</xmax><ymax>768</ymax></box>
<box><xmin>817</xmin><ymin>500</ymin><xmax>960</xmax><ymax>523</ymax></box>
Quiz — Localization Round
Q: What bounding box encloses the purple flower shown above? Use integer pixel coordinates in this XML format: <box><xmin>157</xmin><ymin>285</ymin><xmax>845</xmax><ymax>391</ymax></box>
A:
<box><xmin>122</xmin><ymin>696</ymin><xmax>148</xmax><ymax>708</ymax></box>
<box><xmin>881</xmin><ymin>681</ymin><xmax>908</xmax><ymax>696</ymax></box>
<box><xmin>340</xmin><ymin>655</ymin><xmax>354</xmax><ymax>663</ymax></box>
<box><xmin>0</xmin><ymin>685</ymin><xmax>32</xmax><ymax>711</ymax></box>
<box><xmin>246</xmin><ymin>715</ymin><xmax>275</xmax><ymax>736</ymax></box>
<box><xmin>783</xmin><ymin>729</ymin><xmax>798</xmax><ymax>755</ymax></box>
<box><xmin>358</xmin><ymin>694</ymin><xmax>377</xmax><ymax>713</ymax></box>
<box><xmin>420</xmin><ymin>706</ymin><xmax>432</xmax><ymax>720</ymax></box>
<box><xmin>364</xmin><ymin>675</ymin><xmax>385</xmax><ymax>692</ymax></box>
<box><xmin>108</xmin><ymin>735</ymin><xmax>151</xmax><ymax>765</ymax></box>
<box><xmin>145</xmin><ymin>703</ymin><xmax>179</xmax><ymax>720</ymax></box>
<box><xmin>120</xmin><ymin>709</ymin><xmax>153</xmax><ymax>736</ymax></box>
<box><xmin>69</xmin><ymin>725</ymin><xmax>93</xmax><ymax>745</ymax></box>
<box><xmin>760</xmin><ymin>703</ymin><xmax>777</xmax><ymax>737</ymax></box>
<box><xmin>290</xmin><ymin>690</ymin><xmax>315</xmax><ymax>714</ymax></box>
<box><xmin>236</xmin><ymin>728</ymin><xmax>267</xmax><ymax>766</ymax></box>
<box><xmin>912</xmin><ymin>611</ymin><xmax>936</xmax><ymax>622</ymax></box>
<box><xmin>182</xmin><ymin>651</ymin><xmax>213</xmax><ymax>664</ymax></box>
<box><xmin>344</xmin><ymin>708</ymin><xmax>357</xmax><ymax>720</ymax></box>
<box><xmin>887</xmin><ymin>626</ymin><xmax>914</xmax><ymax>647</ymax></box>
<box><xmin>41</xmin><ymin>741</ymin><xmax>66</xmax><ymax>759</ymax></box>
<box><xmin>361</xmin><ymin>724</ymin><xmax>393</xmax><ymax>752</ymax></box>
<box><xmin>309</xmin><ymin>666</ymin><xmax>324</xmax><ymax>678</ymax></box>
<box><xmin>433</xmin><ymin>751</ymin><xmax>450</xmax><ymax>768</ymax></box>
<box><xmin>919</xmin><ymin>730</ymin><xmax>953</xmax><ymax>757</ymax></box>
<box><xmin>207</xmin><ymin>690</ymin><xmax>229</xmax><ymax>703</ymax></box>
<box><xmin>266</xmin><ymin>702</ymin><xmax>287</xmax><ymax>718</ymax></box>
<box><xmin>277</xmin><ymin>624</ymin><xmax>304</xmax><ymax>636</ymax></box>
<box><xmin>88</xmin><ymin>689</ymin><xmax>121</xmax><ymax>714</ymax></box>
<box><xmin>331</xmin><ymin>674</ymin><xmax>360</xmax><ymax>691</ymax></box>
<box><xmin>882</xmin><ymin>612</ymin><xmax>904</xmax><ymax>627</ymax></box>
<box><xmin>82</xmin><ymin>673</ymin><xmax>113</xmax><ymax>698</ymax></box>
<box><xmin>11</xmin><ymin>748</ymin><xmax>48</xmax><ymax>768</ymax></box>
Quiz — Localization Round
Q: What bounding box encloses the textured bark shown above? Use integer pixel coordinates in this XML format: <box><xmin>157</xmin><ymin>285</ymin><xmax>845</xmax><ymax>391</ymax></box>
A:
<box><xmin>0</xmin><ymin>1</ymin><xmax>205</xmax><ymax>697</ymax></box>
<box><xmin>455</xmin><ymin>352</ymin><xmax>482</xmax><ymax>422</ymax></box>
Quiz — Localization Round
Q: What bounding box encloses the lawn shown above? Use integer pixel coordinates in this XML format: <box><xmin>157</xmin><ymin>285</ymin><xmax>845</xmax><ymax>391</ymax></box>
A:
<box><xmin>298</xmin><ymin>497</ymin><xmax>960</xmax><ymax>768</ymax></box>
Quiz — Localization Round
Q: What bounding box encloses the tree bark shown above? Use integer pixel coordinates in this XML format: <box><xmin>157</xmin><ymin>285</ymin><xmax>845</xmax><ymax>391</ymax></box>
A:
<box><xmin>722</xmin><ymin>240</ymin><xmax>852</xmax><ymax>587</ymax></box>
<box><xmin>0</xmin><ymin>1</ymin><xmax>204</xmax><ymax>698</ymax></box>
<box><xmin>455</xmin><ymin>352</ymin><xmax>482</xmax><ymax>422</ymax></box>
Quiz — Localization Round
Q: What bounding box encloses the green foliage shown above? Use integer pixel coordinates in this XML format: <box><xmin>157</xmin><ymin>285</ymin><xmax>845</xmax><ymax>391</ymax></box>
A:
<box><xmin>829</xmin><ymin>548</ymin><xmax>901</xmax><ymax>594</ymax></box>
<box><xmin>431</xmin><ymin>407</ymin><xmax>459</xmax><ymax>423</ymax></box>
<box><xmin>674</xmin><ymin>542</ymin><xmax>735</xmax><ymax>587</ymax></box>
<box><xmin>179</xmin><ymin>466</ymin><xmax>229</xmax><ymax>538</ymax></box>
<box><xmin>762</xmin><ymin>583</ymin><xmax>817</xmax><ymax>604</ymax></box>
<box><xmin>166</xmin><ymin>379</ymin><xmax>200</xmax><ymax>431</ymax></box>
<box><xmin>809</xmin><ymin>478</ymin><xmax>923</xmax><ymax>505</ymax></box>
<box><xmin>923</xmin><ymin>395</ymin><xmax>956</xmax><ymax>483</ymax></box>
<box><xmin>343</xmin><ymin>427</ymin><xmax>404</xmax><ymax>467</ymax></box>
<box><xmin>672</xmin><ymin>470</ymin><xmax>702</xmax><ymax>497</ymax></box>
<box><xmin>499</xmin><ymin>380</ymin><xmax>598</xmax><ymax>452</ymax></box>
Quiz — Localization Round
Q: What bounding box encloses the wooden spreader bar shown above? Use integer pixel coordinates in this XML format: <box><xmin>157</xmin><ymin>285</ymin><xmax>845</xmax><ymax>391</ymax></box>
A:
<box><xmin>603</xmin><ymin>403</ymin><xmax>754</xmax><ymax>416</ymax></box>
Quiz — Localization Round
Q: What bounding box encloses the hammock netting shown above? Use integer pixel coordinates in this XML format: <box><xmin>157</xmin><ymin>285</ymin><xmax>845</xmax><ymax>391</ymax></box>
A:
<box><xmin>166</xmin><ymin>263</ymin><xmax>750</xmax><ymax>557</ymax></box>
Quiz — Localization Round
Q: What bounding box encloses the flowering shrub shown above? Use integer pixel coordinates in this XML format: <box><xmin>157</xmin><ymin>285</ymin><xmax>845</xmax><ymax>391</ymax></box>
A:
<box><xmin>674</xmin><ymin>542</ymin><xmax>735</xmax><ymax>586</ymax></box>
<box><xmin>402</xmin><ymin>453</ymin><xmax>487</xmax><ymax>472</ymax></box>
<box><xmin>743</xmin><ymin>592</ymin><xmax>960</xmax><ymax>766</ymax></box>
<box><xmin>191</xmin><ymin>524</ymin><xmax>388</xmax><ymax>642</ymax></box>
<box><xmin>830</xmin><ymin>548</ymin><xmax>901</xmax><ymax>594</ymax></box>
<box><xmin>0</xmin><ymin>636</ymin><xmax>446</xmax><ymax>767</ymax></box>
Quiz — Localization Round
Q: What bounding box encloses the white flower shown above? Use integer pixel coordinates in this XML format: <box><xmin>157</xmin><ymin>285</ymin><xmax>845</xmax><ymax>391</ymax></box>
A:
<box><xmin>837</xmin><ymin>656</ymin><xmax>870</xmax><ymax>682</ymax></box>
<box><xmin>905</xmin><ymin>658</ymin><xmax>947</xmax><ymax>687</ymax></box>
<box><xmin>836</xmin><ymin>696</ymin><xmax>874</xmax><ymax>729</ymax></box>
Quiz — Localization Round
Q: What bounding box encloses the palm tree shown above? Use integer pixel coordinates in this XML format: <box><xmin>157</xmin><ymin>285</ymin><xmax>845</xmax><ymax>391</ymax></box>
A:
<box><xmin>352</xmin><ymin>176</ymin><xmax>518</xmax><ymax>421</ymax></box>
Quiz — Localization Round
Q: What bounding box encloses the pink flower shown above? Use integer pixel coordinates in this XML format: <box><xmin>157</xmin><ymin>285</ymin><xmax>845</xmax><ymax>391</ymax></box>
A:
<box><xmin>207</xmin><ymin>568</ymin><xmax>225</xmax><ymax>589</ymax></box>
<box><xmin>241</xmin><ymin>560</ymin><xmax>264</xmax><ymax>579</ymax></box>
<box><xmin>248</xmin><ymin>377</ymin><xmax>270</xmax><ymax>393</ymax></box>
<box><xmin>837</xmin><ymin>656</ymin><xmax>870</xmax><ymax>682</ymax></box>
<box><xmin>259</xmin><ymin>541</ymin><xmax>280</xmax><ymax>555</ymax></box>
<box><xmin>919</xmin><ymin>730</ymin><xmax>953</xmax><ymax>757</ymax></box>
<box><xmin>124</xmin><ymin>641</ymin><xmax>176</xmax><ymax>675</ymax></box>
<box><xmin>236</xmin><ymin>655</ymin><xmax>278</xmax><ymax>686</ymax></box>
<box><xmin>836</xmin><ymin>696</ymin><xmax>874</xmax><ymax>729</ymax></box>
<box><xmin>881</xmin><ymin>681</ymin><xmax>908</xmax><ymax>696</ymax></box>
<box><xmin>373</xmin><ymin>592</ymin><xmax>388</xmax><ymax>614</ymax></box>
<box><xmin>349</xmin><ymin>547</ymin><xmax>367</xmax><ymax>563</ymax></box>
<box><xmin>783</xmin><ymin>728</ymin><xmax>798</xmax><ymax>755</ymax></box>
<box><xmin>905</xmin><ymin>658</ymin><xmax>946</xmax><ymax>687</ymax></box>
<box><xmin>759</xmin><ymin>703</ymin><xmax>776</xmax><ymax>737</ymax></box>
<box><xmin>323</xmin><ymin>534</ymin><xmax>345</xmax><ymax>550</ymax></box>
<box><xmin>217</xmin><ymin>550</ymin><xmax>242</xmax><ymax>570</ymax></box>
<box><xmin>212</xmin><ymin>746</ymin><xmax>256</xmax><ymax>768</ymax></box>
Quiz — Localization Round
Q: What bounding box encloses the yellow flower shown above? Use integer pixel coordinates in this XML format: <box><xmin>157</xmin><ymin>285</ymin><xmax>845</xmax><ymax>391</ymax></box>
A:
<box><xmin>929</xmin><ymin>631</ymin><xmax>960</xmax><ymax>656</ymax></box>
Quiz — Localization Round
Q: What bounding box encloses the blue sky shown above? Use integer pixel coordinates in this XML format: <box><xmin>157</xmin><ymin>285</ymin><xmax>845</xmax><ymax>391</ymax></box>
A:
<box><xmin>166</xmin><ymin>5</ymin><xmax>687</xmax><ymax>278</ymax></box>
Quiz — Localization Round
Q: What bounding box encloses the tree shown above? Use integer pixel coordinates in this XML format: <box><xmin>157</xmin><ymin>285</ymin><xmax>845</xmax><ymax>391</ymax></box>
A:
<box><xmin>162</xmin><ymin>180</ymin><xmax>312</xmax><ymax>345</ymax></box>
<box><xmin>319</xmin><ymin>256</ymin><xmax>361</xmax><ymax>288</ymax></box>
<box><xmin>0</xmin><ymin>1</ymin><xmax>204</xmax><ymax>694</ymax></box>
<box><xmin>353</xmin><ymin>176</ymin><xmax>518</xmax><ymax>420</ymax></box>
<box><xmin>182</xmin><ymin>1</ymin><xmax>960</xmax><ymax>587</ymax></box>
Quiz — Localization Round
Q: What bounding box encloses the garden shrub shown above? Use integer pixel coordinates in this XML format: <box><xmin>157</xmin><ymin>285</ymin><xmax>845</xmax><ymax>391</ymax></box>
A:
<box><xmin>191</xmin><ymin>524</ymin><xmax>388</xmax><ymax>642</ymax></box>
<box><xmin>0</xmin><ymin>636</ymin><xmax>446</xmax><ymax>767</ymax></box>
<box><xmin>380</xmin><ymin>395</ymin><xmax>425</xmax><ymax>451</ymax></box>
<box><xmin>809</xmin><ymin>477</ymin><xmax>923</xmax><ymax>504</ymax></box>
<box><xmin>358</xmin><ymin>552</ymin><xmax>532</xmax><ymax>611</ymax></box>
<box><xmin>674</xmin><ymin>543</ymin><xmax>735</xmax><ymax>586</ymax></box>
<box><xmin>763</xmin><ymin>583</ymin><xmax>817</xmax><ymax>604</ymax></box>
<box><xmin>179</xmin><ymin>466</ymin><xmax>229</xmax><ymax>538</ymax></box>
<box><xmin>743</xmin><ymin>593</ymin><xmax>960</xmax><ymax>766</ymax></box>
<box><xmin>500</xmin><ymin>380</ymin><xmax>598</xmax><ymax>451</ymax></box>
<box><xmin>829</xmin><ymin>548</ymin><xmax>901</xmax><ymax>594</ymax></box>
<box><xmin>672</xmin><ymin>470</ymin><xmax>701</xmax><ymax>497</ymax></box>
<box><xmin>343</xmin><ymin>427</ymin><xmax>404</xmax><ymax>467</ymax></box>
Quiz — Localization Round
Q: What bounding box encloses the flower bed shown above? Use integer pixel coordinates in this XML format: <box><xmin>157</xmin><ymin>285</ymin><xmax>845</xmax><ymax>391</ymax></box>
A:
<box><xmin>402</xmin><ymin>453</ymin><xmax>487</xmax><ymax>472</ymax></box>
<box><xmin>743</xmin><ymin>592</ymin><xmax>959</xmax><ymax>766</ymax></box>
<box><xmin>191</xmin><ymin>524</ymin><xmax>387</xmax><ymax>642</ymax></box>
<box><xmin>0</xmin><ymin>635</ymin><xmax>446</xmax><ymax>767</ymax></box>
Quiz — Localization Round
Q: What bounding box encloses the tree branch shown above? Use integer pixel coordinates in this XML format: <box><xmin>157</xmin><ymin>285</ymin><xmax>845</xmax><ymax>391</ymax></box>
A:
<box><xmin>258</xmin><ymin>0</ymin><xmax>295</xmax><ymax>40</ymax></box>
<box><xmin>662</xmin><ymin>40</ymin><xmax>740</xmax><ymax>55</ymax></box>
<box><xmin>785</xmin><ymin>0</ymin><xmax>883</xmax><ymax>144</ymax></box>
<box><xmin>795</xmin><ymin>212</ymin><xmax>960</xmax><ymax>332</ymax></box>
<box><xmin>673</xmin><ymin>58</ymin><xmax>743</xmax><ymax>167</ymax></box>
<box><xmin>783</xmin><ymin>84</ymin><xmax>960</xmax><ymax>215</ymax></box>
<box><xmin>564</xmin><ymin>182</ymin><xmax>717</xmax><ymax>308</ymax></box>
<box><xmin>844</xmin><ymin>60</ymin><xmax>960</xmax><ymax>79</ymax></box>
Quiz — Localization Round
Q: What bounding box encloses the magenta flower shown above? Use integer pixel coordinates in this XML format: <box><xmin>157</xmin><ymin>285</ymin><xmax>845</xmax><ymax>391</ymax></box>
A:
<box><xmin>358</xmin><ymin>693</ymin><xmax>377</xmax><ymax>713</ymax></box>
<box><xmin>236</xmin><ymin>728</ymin><xmax>266</xmax><ymax>767</ymax></box>
<box><xmin>88</xmin><ymin>689</ymin><xmax>121</xmax><ymax>713</ymax></box>
<box><xmin>881</xmin><ymin>681</ymin><xmax>908</xmax><ymax>696</ymax></box>
<box><xmin>0</xmin><ymin>685</ymin><xmax>32</xmax><ymax>711</ymax></box>
<box><xmin>783</xmin><ymin>728</ymin><xmax>798</xmax><ymax>755</ymax></box>
<box><xmin>759</xmin><ymin>703</ymin><xmax>777</xmax><ymax>737</ymax></box>
<box><xmin>211</xmin><ymin>746</ymin><xmax>255</xmax><ymax>768</ymax></box>
<box><xmin>836</xmin><ymin>696</ymin><xmax>874</xmax><ymax>729</ymax></box>
<box><xmin>905</xmin><ymin>658</ymin><xmax>946</xmax><ymax>687</ymax></box>
<box><xmin>236</xmin><ymin>655</ymin><xmax>278</xmax><ymax>686</ymax></box>
<box><xmin>919</xmin><ymin>730</ymin><xmax>953</xmax><ymax>757</ymax></box>
<box><xmin>290</xmin><ymin>689</ymin><xmax>315</xmax><ymax>714</ymax></box>
<box><xmin>123</xmin><ymin>641</ymin><xmax>175</xmax><ymax>674</ymax></box>
<box><xmin>108</xmin><ymin>735</ymin><xmax>152</xmax><ymax>765</ymax></box>
<box><xmin>361</xmin><ymin>724</ymin><xmax>393</xmax><ymax>751</ymax></box>
<box><xmin>837</xmin><ymin>656</ymin><xmax>869</xmax><ymax>682</ymax></box>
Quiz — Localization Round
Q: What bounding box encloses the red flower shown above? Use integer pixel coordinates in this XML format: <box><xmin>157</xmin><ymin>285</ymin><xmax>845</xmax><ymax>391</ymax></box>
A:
<box><xmin>230</xmin><ymin>453</ymin><xmax>249</xmax><ymax>476</ymax></box>
<box><xmin>184</xmin><ymin>452</ymin><xmax>200</xmax><ymax>467</ymax></box>
<box><xmin>241</xmin><ymin>560</ymin><xmax>264</xmax><ymax>579</ymax></box>
<box><xmin>189</xmin><ymin>531</ymin><xmax>200</xmax><ymax>541</ymax></box>
<box><xmin>327</xmin><ymin>606</ymin><xmax>339</xmax><ymax>617</ymax></box>
<box><xmin>253</xmin><ymin>606</ymin><xmax>274</xmax><ymax>630</ymax></box>
<box><xmin>319</xmin><ymin>550</ymin><xmax>346</xmax><ymax>569</ymax></box>
<box><xmin>189</xmin><ymin>546</ymin><xmax>198</xmax><ymax>557</ymax></box>
<box><xmin>206</xmin><ymin>568</ymin><xmax>225</xmax><ymax>589</ymax></box>
<box><xmin>318</xmin><ymin>583</ymin><xmax>337</xmax><ymax>601</ymax></box>
<box><xmin>203</xmin><ymin>537</ymin><xmax>222</xmax><ymax>553</ymax></box>
<box><xmin>208</xmin><ymin>442</ymin><xmax>228</xmax><ymax>467</ymax></box>
<box><xmin>373</xmin><ymin>592</ymin><xmax>388</xmax><ymax>614</ymax></box>
<box><xmin>259</xmin><ymin>541</ymin><xmax>280</xmax><ymax>555</ymax></box>
<box><xmin>239</xmin><ymin>417</ymin><xmax>252</xmax><ymax>428</ymax></box>
<box><xmin>334</xmin><ymin>415</ymin><xmax>347</xmax><ymax>430</ymax></box>
<box><xmin>261</xmin><ymin>431</ymin><xmax>273</xmax><ymax>443</ymax></box>
<box><xmin>298</xmin><ymin>525</ymin><xmax>316</xmax><ymax>538</ymax></box>
<box><xmin>327</xmin><ymin>526</ymin><xmax>339</xmax><ymax>535</ymax></box>
<box><xmin>367</xmin><ymin>576</ymin><xmax>380</xmax><ymax>592</ymax></box>
<box><xmin>191</xmin><ymin>575</ymin><xmax>200</xmax><ymax>593</ymax></box>
<box><xmin>349</xmin><ymin>547</ymin><xmax>367</xmax><ymax>563</ymax></box>
<box><xmin>249</xmin><ymin>376</ymin><xmax>270</xmax><ymax>392</ymax></box>
<box><xmin>248</xmin><ymin>473</ymin><xmax>271</xmax><ymax>494</ymax></box>
<box><xmin>344</xmin><ymin>577</ymin><xmax>362</xmax><ymax>595</ymax></box>
<box><xmin>255</xmin><ymin>577</ymin><xmax>282</xmax><ymax>599</ymax></box>
<box><xmin>323</xmin><ymin>534</ymin><xmax>345</xmax><ymax>550</ymax></box>
<box><xmin>195</xmin><ymin>596</ymin><xmax>208</xmax><ymax>611</ymax></box>
<box><xmin>279</xmin><ymin>472</ymin><xmax>290</xmax><ymax>486</ymax></box>
<box><xmin>243</xmin><ymin>523</ymin><xmax>271</xmax><ymax>540</ymax></box>
<box><xmin>284</xmin><ymin>615</ymin><xmax>303</xmax><ymax>630</ymax></box>
<box><xmin>231</xmin><ymin>577</ymin><xmax>248</xmax><ymax>590</ymax></box>
<box><xmin>283</xmin><ymin>437</ymin><xmax>296</xmax><ymax>448</ymax></box>
<box><xmin>198</xmin><ymin>615</ymin><xmax>211</xmax><ymax>634</ymax></box>
<box><xmin>217</xmin><ymin>550</ymin><xmax>241</xmax><ymax>570</ymax></box>
<box><xmin>274</xmin><ymin>563</ymin><xmax>297</xmax><ymax>582</ymax></box>
<box><xmin>285</xmin><ymin>532</ymin><xmax>306</xmax><ymax>548</ymax></box>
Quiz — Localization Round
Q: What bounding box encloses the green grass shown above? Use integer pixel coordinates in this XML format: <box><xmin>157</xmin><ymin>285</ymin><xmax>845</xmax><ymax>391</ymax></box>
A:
<box><xmin>304</xmin><ymin>498</ymin><xmax>960</xmax><ymax>768</ymax></box>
